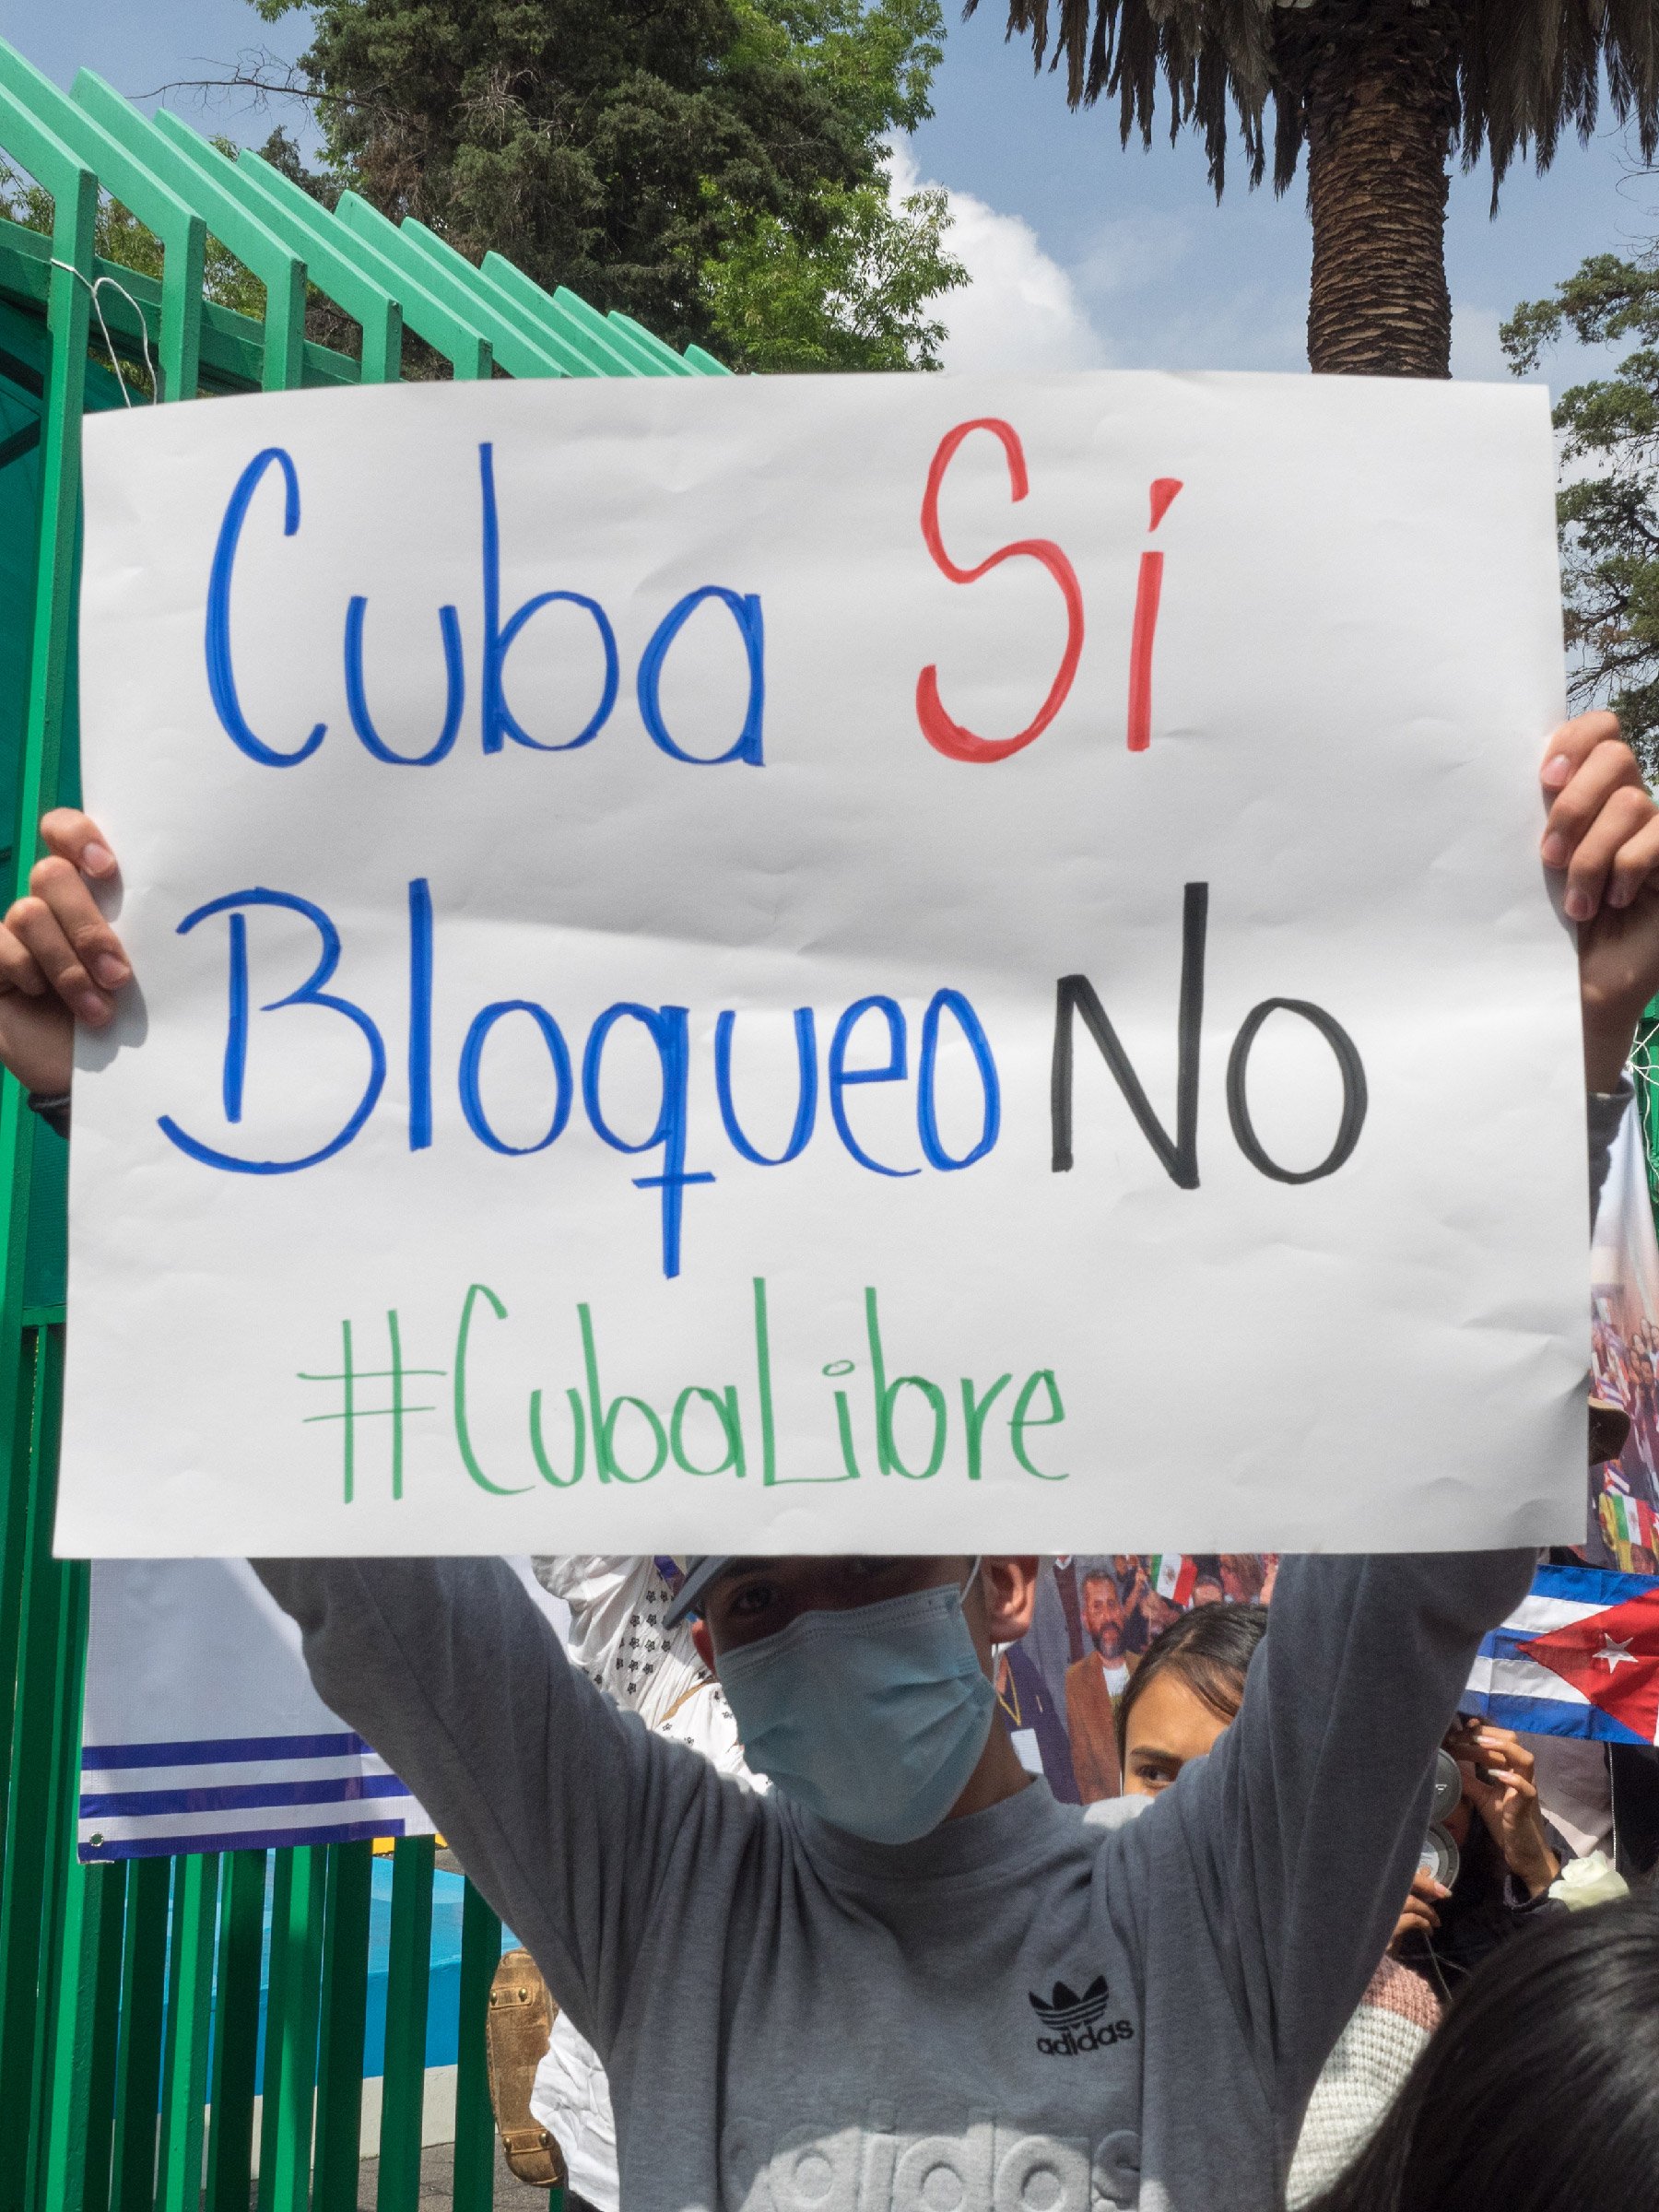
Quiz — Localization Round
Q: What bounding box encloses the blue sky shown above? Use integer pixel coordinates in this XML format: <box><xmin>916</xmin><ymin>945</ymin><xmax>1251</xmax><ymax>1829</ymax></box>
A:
<box><xmin>8</xmin><ymin>0</ymin><xmax>1657</xmax><ymax>386</ymax></box>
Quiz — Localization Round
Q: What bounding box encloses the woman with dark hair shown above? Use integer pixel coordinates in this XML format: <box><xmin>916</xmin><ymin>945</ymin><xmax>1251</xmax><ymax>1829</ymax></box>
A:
<box><xmin>1115</xmin><ymin>1599</ymin><xmax>1269</xmax><ymax>1794</ymax></box>
<box><xmin>1303</xmin><ymin>1890</ymin><xmax>1659</xmax><ymax>2212</ymax></box>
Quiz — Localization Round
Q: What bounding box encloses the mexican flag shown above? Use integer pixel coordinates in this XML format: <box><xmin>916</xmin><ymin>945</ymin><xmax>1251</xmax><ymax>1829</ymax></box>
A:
<box><xmin>1602</xmin><ymin>1488</ymin><xmax>1658</xmax><ymax>1553</ymax></box>
<box><xmin>1150</xmin><ymin>1555</ymin><xmax>1196</xmax><ymax>1606</ymax></box>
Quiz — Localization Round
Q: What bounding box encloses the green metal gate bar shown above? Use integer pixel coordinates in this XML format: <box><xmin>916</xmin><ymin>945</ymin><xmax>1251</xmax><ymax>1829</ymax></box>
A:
<box><xmin>0</xmin><ymin>34</ymin><xmax>724</xmax><ymax>2211</ymax></box>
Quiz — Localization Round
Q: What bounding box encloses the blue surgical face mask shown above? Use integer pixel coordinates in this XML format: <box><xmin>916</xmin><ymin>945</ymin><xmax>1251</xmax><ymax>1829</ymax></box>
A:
<box><xmin>715</xmin><ymin>1561</ymin><xmax>996</xmax><ymax>1844</ymax></box>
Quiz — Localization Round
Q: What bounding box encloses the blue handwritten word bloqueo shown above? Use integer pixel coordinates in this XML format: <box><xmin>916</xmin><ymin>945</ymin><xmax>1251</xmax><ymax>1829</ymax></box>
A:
<box><xmin>59</xmin><ymin>372</ymin><xmax>1584</xmax><ymax>1559</ymax></box>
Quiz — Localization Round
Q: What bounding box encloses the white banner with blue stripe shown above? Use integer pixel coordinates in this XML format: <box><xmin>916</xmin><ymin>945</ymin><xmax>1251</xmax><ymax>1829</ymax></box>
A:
<box><xmin>79</xmin><ymin>1559</ymin><xmax>436</xmax><ymax>1860</ymax></box>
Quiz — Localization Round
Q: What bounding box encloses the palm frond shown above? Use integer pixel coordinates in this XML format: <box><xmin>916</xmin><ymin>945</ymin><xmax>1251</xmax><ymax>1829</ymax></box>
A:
<box><xmin>973</xmin><ymin>0</ymin><xmax>1659</xmax><ymax>204</ymax></box>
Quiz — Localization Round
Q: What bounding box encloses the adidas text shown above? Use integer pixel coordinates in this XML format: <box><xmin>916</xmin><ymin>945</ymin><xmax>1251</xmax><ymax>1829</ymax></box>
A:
<box><xmin>1036</xmin><ymin>2018</ymin><xmax>1135</xmax><ymax>2058</ymax></box>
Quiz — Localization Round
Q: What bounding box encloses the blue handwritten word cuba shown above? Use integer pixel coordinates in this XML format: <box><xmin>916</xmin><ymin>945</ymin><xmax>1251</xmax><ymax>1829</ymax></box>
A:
<box><xmin>157</xmin><ymin>882</ymin><xmax>1001</xmax><ymax>1279</ymax></box>
<box><xmin>206</xmin><ymin>444</ymin><xmax>764</xmax><ymax>768</ymax></box>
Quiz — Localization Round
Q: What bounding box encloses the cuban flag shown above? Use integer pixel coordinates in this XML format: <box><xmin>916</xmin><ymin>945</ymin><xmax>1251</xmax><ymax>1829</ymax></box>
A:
<box><xmin>1463</xmin><ymin>1563</ymin><xmax>1659</xmax><ymax>1747</ymax></box>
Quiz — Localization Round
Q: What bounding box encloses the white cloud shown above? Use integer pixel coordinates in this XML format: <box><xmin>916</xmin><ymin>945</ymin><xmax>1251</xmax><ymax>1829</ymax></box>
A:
<box><xmin>888</xmin><ymin>142</ymin><xmax>1110</xmax><ymax>373</ymax></box>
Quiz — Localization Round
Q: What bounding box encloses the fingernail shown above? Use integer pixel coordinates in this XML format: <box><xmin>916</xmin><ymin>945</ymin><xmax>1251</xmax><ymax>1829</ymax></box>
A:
<box><xmin>1540</xmin><ymin>832</ymin><xmax>1568</xmax><ymax>866</ymax></box>
<box><xmin>1564</xmin><ymin>887</ymin><xmax>1594</xmax><ymax>922</ymax></box>
<box><xmin>1542</xmin><ymin>754</ymin><xmax>1573</xmax><ymax>788</ymax></box>
<box><xmin>1432</xmin><ymin>1883</ymin><xmax>1451</xmax><ymax>1899</ymax></box>
<box><xmin>1609</xmin><ymin>880</ymin><xmax>1633</xmax><ymax>909</ymax></box>
<box><xmin>92</xmin><ymin>955</ymin><xmax>128</xmax><ymax>989</ymax></box>
<box><xmin>76</xmin><ymin>993</ymin><xmax>109</xmax><ymax>1024</ymax></box>
<box><xmin>81</xmin><ymin>842</ymin><xmax>114</xmax><ymax>877</ymax></box>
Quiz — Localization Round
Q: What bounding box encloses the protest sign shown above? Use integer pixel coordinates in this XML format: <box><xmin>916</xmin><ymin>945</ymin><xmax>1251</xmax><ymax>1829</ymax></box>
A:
<box><xmin>56</xmin><ymin>371</ymin><xmax>1586</xmax><ymax>1558</ymax></box>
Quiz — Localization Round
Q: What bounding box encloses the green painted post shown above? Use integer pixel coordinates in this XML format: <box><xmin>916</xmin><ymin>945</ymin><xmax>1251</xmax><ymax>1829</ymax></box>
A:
<box><xmin>156</xmin><ymin>1853</ymin><xmax>220</xmax><ymax>2212</ymax></box>
<box><xmin>259</xmin><ymin>1844</ymin><xmax>327</xmax><ymax>2212</ymax></box>
<box><xmin>83</xmin><ymin>1861</ymin><xmax>130</xmax><ymax>2212</ymax></box>
<box><xmin>0</xmin><ymin>1323</ymin><xmax>41</xmax><ymax>1875</ymax></box>
<box><xmin>257</xmin><ymin>1848</ymin><xmax>297</xmax><ymax>2212</ymax></box>
<box><xmin>0</xmin><ymin>1329</ymin><xmax>69</xmax><ymax>2210</ymax></box>
<box><xmin>312</xmin><ymin>1840</ymin><xmax>374</xmax><ymax>2210</ymax></box>
<box><xmin>21</xmin><ymin>1352</ymin><xmax>87</xmax><ymax>2212</ymax></box>
<box><xmin>38</xmin><ymin>1853</ymin><xmax>124</xmax><ymax>2212</ymax></box>
<box><xmin>205</xmin><ymin>1850</ymin><xmax>267</xmax><ymax>2212</ymax></box>
<box><xmin>82</xmin><ymin>1857</ymin><xmax>129</xmax><ymax>2212</ymax></box>
<box><xmin>109</xmin><ymin>1855</ymin><xmax>171</xmax><ymax>2212</ymax></box>
<box><xmin>376</xmin><ymin>1836</ymin><xmax>435</xmax><ymax>2212</ymax></box>
<box><xmin>4</xmin><ymin>1324</ymin><xmax>84</xmax><ymax>2212</ymax></box>
<box><xmin>452</xmin><ymin>1880</ymin><xmax>501</xmax><ymax>2212</ymax></box>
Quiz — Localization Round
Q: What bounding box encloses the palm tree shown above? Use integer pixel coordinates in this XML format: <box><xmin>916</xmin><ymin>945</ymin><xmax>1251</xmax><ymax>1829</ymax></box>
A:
<box><xmin>977</xmin><ymin>1</ymin><xmax>1659</xmax><ymax>376</ymax></box>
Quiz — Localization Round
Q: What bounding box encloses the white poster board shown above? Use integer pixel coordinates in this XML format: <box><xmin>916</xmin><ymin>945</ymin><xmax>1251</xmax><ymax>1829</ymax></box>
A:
<box><xmin>57</xmin><ymin>371</ymin><xmax>1586</xmax><ymax>1558</ymax></box>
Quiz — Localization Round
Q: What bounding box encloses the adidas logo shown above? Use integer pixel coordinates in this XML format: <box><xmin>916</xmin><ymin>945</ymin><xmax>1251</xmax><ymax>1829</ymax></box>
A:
<box><xmin>1028</xmin><ymin>1975</ymin><xmax>1134</xmax><ymax>2058</ymax></box>
<box><xmin>1030</xmin><ymin>1976</ymin><xmax>1112</xmax><ymax>2030</ymax></box>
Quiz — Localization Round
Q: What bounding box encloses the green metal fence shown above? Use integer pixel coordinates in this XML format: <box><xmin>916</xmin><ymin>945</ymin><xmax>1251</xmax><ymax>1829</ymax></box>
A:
<box><xmin>0</xmin><ymin>40</ymin><xmax>724</xmax><ymax>2209</ymax></box>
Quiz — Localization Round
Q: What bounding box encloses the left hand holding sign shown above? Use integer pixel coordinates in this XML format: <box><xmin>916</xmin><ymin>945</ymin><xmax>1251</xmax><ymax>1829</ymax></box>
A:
<box><xmin>13</xmin><ymin>714</ymin><xmax>1659</xmax><ymax>1109</ymax></box>
<box><xmin>0</xmin><ymin>810</ymin><xmax>126</xmax><ymax>1096</ymax></box>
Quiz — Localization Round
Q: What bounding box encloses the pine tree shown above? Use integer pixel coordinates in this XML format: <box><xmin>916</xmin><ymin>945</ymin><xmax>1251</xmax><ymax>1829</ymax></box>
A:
<box><xmin>253</xmin><ymin>0</ymin><xmax>959</xmax><ymax>366</ymax></box>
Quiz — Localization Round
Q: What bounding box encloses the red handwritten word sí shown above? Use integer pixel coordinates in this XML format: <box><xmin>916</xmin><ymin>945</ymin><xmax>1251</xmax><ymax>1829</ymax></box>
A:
<box><xmin>917</xmin><ymin>419</ymin><xmax>1181</xmax><ymax>759</ymax></box>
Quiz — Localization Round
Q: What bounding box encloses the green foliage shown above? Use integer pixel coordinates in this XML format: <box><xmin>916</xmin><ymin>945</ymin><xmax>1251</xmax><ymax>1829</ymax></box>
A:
<box><xmin>1503</xmin><ymin>255</ymin><xmax>1659</xmax><ymax>776</ymax></box>
<box><xmin>705</xmin><ymin>177</ymin><xmax>961</xmax><ymax>370</ymax></box>
<box><xmin>249</xmin><ymin>0</ymin><xmax>957</xmax><ymax>367</ymax></box>
<box><xmin>727</xmin><ymin>0</ymin><xmax>942</xmax><ymax>141</ymax></box>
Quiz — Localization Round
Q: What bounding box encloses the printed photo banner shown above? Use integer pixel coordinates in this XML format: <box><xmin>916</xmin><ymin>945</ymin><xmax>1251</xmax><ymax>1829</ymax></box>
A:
<box><xmin>998</xmin><ymin>1554</ymin><xmax>1276</xmax><ymax>1806</ymax></box>
<box><xmin>1590</xmin><ymin>1104</ymin><xmax>1659</xmax><ymax>1571</ymax></box>
<box><xmin>58</xmin><ymin>371</ymin><xmax>1587</xmax><ymax>1557</ymax></box>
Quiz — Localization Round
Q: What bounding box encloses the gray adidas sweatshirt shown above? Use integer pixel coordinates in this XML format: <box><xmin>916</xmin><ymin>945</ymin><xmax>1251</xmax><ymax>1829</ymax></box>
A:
<box><xmin>254</xmin><ymin>1091</ymin><xmax>1628</xmax><ymax>2212</ymax></box>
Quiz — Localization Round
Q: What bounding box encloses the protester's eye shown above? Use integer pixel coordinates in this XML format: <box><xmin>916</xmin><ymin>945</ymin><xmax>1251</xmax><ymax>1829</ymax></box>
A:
<box><xmin>1130</xmin><ymin>1757</ymin><xmax>1180</xmax><ymax>1793</ymax></box>
<box><xmin>725</xmin><ymin>1580</ymin><xmax>780</xmax><ymax>1620</ymax></box>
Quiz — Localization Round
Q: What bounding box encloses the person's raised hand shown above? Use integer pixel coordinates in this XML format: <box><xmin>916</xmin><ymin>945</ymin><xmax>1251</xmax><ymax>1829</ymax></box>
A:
<box><xmin>1539</xmin><ymin>713</ymin><xmax>1659</xmax><ymax>1090</ymax></box>
<box><xmin>0</xmin><ymin>811</ymin><xmax>130</xmax><ymax>1098</ymax></box>
<box><xmin>1445</xmin><ymin>1722</ymin><xmax>1559</xmax><ymax>1900</ymax></box>
<box><xmin>1389</xmin><ymin>1866</ymin><xmax>1449</xmax><ymax>1953</ymax></box>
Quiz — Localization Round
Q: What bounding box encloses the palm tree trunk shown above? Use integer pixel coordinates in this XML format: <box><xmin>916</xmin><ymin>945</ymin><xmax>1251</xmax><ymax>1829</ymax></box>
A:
<box><xmin>1299</xmin><ymin>4</ymin><xmax>1462</xmax><ymax>378</ymax></box>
